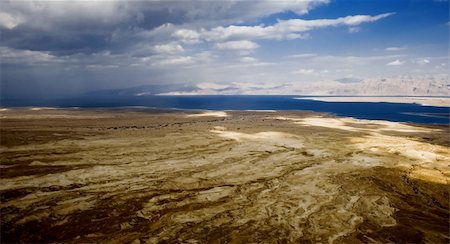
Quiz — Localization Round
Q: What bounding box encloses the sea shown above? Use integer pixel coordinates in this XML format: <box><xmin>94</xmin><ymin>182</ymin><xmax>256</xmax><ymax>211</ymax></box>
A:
<box><xmin>2</xmin><ymin>95</ymin><xmax>449</xmax><ymax>124</ymax></box>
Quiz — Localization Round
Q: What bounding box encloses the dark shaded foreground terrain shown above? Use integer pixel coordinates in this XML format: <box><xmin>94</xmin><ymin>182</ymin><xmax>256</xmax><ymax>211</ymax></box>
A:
<box><xmin>0</xmin><ymin>108</ymin><xmax>449</xmax><ymax>243</ymax></box>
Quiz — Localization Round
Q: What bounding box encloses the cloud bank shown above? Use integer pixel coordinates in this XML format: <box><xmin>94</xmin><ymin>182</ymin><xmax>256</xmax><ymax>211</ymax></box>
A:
<box><xmin>0</xmin><ymin>0</ymin><xmax>447</xmax><ymax>100</ymax></box>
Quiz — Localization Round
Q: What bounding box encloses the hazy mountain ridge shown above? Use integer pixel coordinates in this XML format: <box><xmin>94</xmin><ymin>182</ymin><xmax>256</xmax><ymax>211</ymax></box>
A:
<box><xmin>325</xmin><ymin>75</ymin><xmax>449</xmax><ymax>96</ymax></box>
<box><xmin>156</xmin><ymin>74</ymin><xmax>449</xmax><ymax>96</ymax></box>
<box><xmin>3</xmin><ymin>75</ymin><xmax>446</xmax><ymax>107</ymax></box>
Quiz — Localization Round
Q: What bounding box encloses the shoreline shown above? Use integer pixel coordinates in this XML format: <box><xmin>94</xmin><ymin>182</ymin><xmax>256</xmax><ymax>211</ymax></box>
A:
<box><xmin>294</xmin><ymin>96</ymin><xmax>450</xmax><ymax>107</ymax></box>
<box><xmin>1</xmin><ymin>106</ymin><xmax>448</xmax><ymax>125</ymax></box>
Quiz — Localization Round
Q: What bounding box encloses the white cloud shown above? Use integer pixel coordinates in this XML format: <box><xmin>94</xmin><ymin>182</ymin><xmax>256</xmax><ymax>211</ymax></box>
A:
<box><xmin>385</xmin><ymin>47</ymin><xmax>406</xmax><ymax>51</ymax></box>
<box><xmin>0</xmin><ymin>11</ymin><xmax>24</xmax><ymax>29</ymax></box>
<box><xmin>310</xmin><ymin>54</ymin><xmax>405</xmax><ymax>67</ymax></box>
<box><xmin>0</xmin><ymin>46</ymin><xmax>62</xmax><ymax>64</ymax></box>
<box><xmin>153</xmin><ymin>43</ymin><xmax>184</xmax><ymax>54</ymax></box>
<box><xmin>288</xmin><ymin>53</ymin><xmax>317</xmax><ymax>58</ymax></box>
<box><xmin>240</xmin><ymin>57</ymin><xmax>258</xmax><ymax>63</ymax></box>
<box><xmin>193</xmin><ymin>51</ymin><xmax>217</xmax><ymax>63</ymax></box>
<box><xmin>172</xmin><ymin>29</ymin><xmax>201</xmax><ymax>43</ymax></box>
<box><xmin>348</xmin><ymin>27</ymin><xmax>361</xmax><ymax>33</ymax></box>
<box><xmin>386</xmin><ymin>59</ymin><xmax>404</xmax><ymax>66</ymax></box>
<box><xmin>159</xmin><ymin>56</ymin><xmax>193</xmax><ymax>65</ymax></box>
<box><xmin>169</xmin><ymin>13</ymin><xmax>394</xmax><ymax>42</ymax></box>
<box><xmin>338</xmin><ymin>13</ymin><xmax>393</xmax><ymax>25</ymax></box>
<box><xmin>215</xmin><ymin>40</ymin><xmax>260</xmax><ymax>50</ymax></box>
<box><xmin>293</xmin><ymin>69</ymin><xmax>315</xmax><ymax>74</ymax></box>
<box><xmin>414</xmin><ymin>58</ymin><xmax>430</xmax><ymax>65</ymax></box>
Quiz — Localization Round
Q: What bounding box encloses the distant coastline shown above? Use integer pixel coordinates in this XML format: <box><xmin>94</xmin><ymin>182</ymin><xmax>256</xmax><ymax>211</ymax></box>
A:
<box><xmin>294</xmin><ymin>96</ymin><xmax>450</xmax><ymax>107</ymax></box>
<box><xmin>1</xmin><ymin>95</ymin><xmax>449</xmax><ymax>124</ymax></box>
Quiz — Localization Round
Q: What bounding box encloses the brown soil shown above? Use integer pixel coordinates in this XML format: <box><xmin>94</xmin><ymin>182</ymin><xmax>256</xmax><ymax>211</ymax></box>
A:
<box><xmin>1</xmin><ymin>108</ymin><xmax>448</xmax><ymax>243</ymax></box>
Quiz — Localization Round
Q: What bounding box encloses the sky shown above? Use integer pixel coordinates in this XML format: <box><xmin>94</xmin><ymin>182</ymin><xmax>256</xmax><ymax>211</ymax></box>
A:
<box><xmin>0</xmin><ymin>0</ymin><xmax>449</xmax><ymax>100</ymax></box>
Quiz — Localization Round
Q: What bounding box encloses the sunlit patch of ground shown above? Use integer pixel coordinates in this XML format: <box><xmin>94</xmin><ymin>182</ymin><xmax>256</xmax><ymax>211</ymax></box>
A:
<box><xmin>0</xmin><ymin>109</ymin><xmax>448</xmax><ymax>243</ymax></box>
<box><xmin>278</xmin><ymin>116</ymin><xmax>449</xmax><ymax>185</ymax></box>
<box><xmin>186</xmin><ymin>111</ymin><xmax>229</xmax><ymax>117</ymax></box>
<box><xmin>28</xmin><ymin>107</ymin><xmax>58</xmax><ymax>111</ymax></box>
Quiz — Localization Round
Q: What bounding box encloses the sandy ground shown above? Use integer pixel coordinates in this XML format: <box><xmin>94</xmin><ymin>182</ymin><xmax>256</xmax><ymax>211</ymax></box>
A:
<box><xmin>0</xmin><ymin>108</ymin><xmax>449</xmax><ymax>243</ymax></box>
<box><xmin>294</xmin><ymin>96</ymin><xmax>450</xmax><ymax>107</ymax></box>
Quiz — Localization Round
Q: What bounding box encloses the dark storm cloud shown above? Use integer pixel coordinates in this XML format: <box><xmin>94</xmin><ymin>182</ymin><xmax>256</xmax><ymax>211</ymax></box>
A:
<box><xmin>0</xmin><ymin>2</ymin><xmax>141</xmax><ymax>55</ymax></box>
<box><xmin>1</xmin><ymin>28</ymin><xmax>116</xmax><ymax>55</ymax></box>
<box><xmin>0</xmin><ymin>0</ymin><xmax>329</xmax><ymax>55</ymax></box>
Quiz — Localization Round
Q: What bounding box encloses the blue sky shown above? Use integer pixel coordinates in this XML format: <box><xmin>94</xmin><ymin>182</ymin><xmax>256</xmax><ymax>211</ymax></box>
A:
<box><xmin>0</xmin><ymin>0</ymin><xmax>448</xmax><ymax>99</ymax></box>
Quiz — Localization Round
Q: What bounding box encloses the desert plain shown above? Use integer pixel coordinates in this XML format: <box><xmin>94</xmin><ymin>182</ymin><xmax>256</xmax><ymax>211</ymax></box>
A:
<box><xmin>0</xmin><ymin>108</ymin><xmax>449</xmax><ymax>243</ymax></box>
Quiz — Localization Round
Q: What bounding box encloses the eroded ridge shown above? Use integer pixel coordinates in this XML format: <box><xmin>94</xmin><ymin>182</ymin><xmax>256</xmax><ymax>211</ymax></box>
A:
<box><xmin>0</xmin><ymin>109</ymin><xmax>449</xmax><ymax>243</ymax></box>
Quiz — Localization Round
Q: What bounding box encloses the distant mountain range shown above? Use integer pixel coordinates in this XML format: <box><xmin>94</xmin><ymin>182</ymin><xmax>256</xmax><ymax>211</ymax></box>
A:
<box><xmin>1</xmin><ymin>75</ymin><xmax>448</xmax><ymax>107</ymax></box>
<box><xmin>323</xmin><ymin>75</ymin><xmax>449</xmax><ymax>96</ymax></box>
<box><xmin>153</xmin><ymin>74</ymin><xmax>450</xmax><ymax>96</ymax></box>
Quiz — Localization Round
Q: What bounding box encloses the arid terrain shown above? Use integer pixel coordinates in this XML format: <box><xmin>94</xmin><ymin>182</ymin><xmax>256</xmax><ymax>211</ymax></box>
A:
<box><xmin>0</xmin><ymin>108</ymin><xmax>449</xmax><ymax>243</ymax></box>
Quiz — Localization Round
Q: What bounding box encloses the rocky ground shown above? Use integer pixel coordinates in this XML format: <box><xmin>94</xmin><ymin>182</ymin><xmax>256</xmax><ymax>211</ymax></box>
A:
<box><xmin>0</xmin><ymin>108</ymin><xmax>449</xmax><ymax>243</ymax></box>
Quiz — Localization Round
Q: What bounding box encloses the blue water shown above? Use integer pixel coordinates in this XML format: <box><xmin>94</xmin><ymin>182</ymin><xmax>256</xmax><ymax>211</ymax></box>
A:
<box><xmin>3</xmin><ymin>95</ymin><xmax>450</xmax><ymax>124</ymax></box>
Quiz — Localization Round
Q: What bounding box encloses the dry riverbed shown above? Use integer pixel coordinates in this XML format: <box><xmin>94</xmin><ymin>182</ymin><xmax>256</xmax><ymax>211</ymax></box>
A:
<box><xmin>0</xmin><ymin>108</ymin><xmax>449</xmax><ymax>243</ymax></box>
